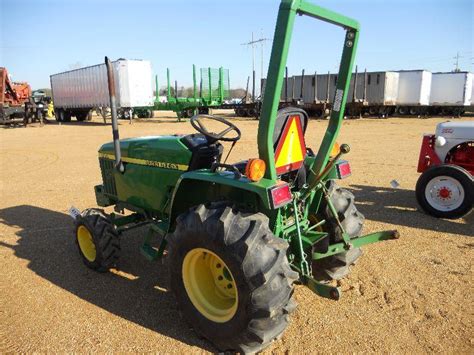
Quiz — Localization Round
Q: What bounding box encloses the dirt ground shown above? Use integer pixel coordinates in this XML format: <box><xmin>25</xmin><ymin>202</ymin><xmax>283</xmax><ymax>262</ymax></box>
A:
<box><xmin>1</xmin><ymin>111</ymin><xmax>472</xmax><ymax>353</ymax></box>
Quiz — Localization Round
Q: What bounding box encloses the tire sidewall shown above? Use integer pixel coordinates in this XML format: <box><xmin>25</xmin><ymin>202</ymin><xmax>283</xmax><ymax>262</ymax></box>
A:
<box><xmin>168</xmin><ymin>225</ymin><xmax>252</xmax><ymax>343</ymax></box>
<box><xmin>74</xmin><ymin>216</ymin><xmax>110</xmax><ymax>271</ymax></box>
<box><xmin>416</xmin><ymin>164</ymin><xmax>473</xmax><ymax>219</ymax></box>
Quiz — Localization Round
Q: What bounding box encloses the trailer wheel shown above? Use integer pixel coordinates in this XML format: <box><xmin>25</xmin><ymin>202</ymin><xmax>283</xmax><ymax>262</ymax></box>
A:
<box><xmin>147</xmin><ymin>109</ymin><xmax>154</xmax><ymax>118</ymax></box>
<box><xmin>186</xmin><ymin>109</ymin><xmax>195</xmax><ymax>118</ymax></box>
<box><xmin>416</xmin><ymin>165</ymin><xmax>473</xmax><ymax>219</ymax></box>
<box><xmin>409</xmin><ymin>107</ymin><xmax>419</xmax><ymax>116</ymax></box>
<box><xmin>368</xmin><ymin>106</ymin><xmax>377</xmax><ymax>116</ymax></box>
<box><xmin>76</xmin><ymin>112</ymin><xmax>87</xmax><ymax>121</ymax></box>
<box><xmin>87</xmin><ymin>111</ymin><xmax>93</xmax><ymax>121</ymax></box>
<box><xmin>55</xmin><ymin>109</ymin><xmax>64</xmax><ymax>122</ymax></box>
<box><xmin>247</xmin><ymin>107</ymin><xmax>258</xmax><ymax>117</ymax></box>
<box><xmin>397</xmin><ymin>106</ymin><xmax>407</xmax><ymax>115</ymax></box>
<box><xmin>235</xmin><ymin>107</ymin><xmax>247</xmax><ymax>117</ymax></box>
<box><xmin>312</xmin><ymin>180</ymin><xmax>365</xmax><ymax>280</ymax></box>
<box><xmin>63</xmin><ymin>111</ymin><xmax>72</xmax><ymax>122</ymax></box>
<box><xmin>168</xmin><ymin>203</ymin><xmax>298</xmax><ymax>353</ymax></box>
<box><xmin>74</xmin><ymin>208</ymin><xmax>120</xmax><ymax>272</ymax></box>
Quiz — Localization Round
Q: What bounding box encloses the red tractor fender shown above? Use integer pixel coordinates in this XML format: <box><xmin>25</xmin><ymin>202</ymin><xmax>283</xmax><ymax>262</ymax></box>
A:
<box><xmin>417</xmin><ymin>134</ymin><xmax>442</xmax><ymax>173</ymax></box>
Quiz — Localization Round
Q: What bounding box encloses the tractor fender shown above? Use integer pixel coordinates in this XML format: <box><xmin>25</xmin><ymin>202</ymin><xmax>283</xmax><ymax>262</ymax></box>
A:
<box><xmin>167</xmin><ymin>171</ymin><xmax>275</xmax><ymax>232</ymax></box>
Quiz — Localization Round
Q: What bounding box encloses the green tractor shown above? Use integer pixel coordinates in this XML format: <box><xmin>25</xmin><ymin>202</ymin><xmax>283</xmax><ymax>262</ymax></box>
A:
<box><xmin>73</xmin><ymin>0</ymin><xmax>398</xmax><ymax>352</ymax></box>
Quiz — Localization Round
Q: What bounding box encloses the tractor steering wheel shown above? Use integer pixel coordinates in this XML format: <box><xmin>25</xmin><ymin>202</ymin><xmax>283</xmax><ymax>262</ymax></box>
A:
<box><xmin>190</xmin><ymin>115</ymin><xmax>241</xmax><ymax>143</ymax></box>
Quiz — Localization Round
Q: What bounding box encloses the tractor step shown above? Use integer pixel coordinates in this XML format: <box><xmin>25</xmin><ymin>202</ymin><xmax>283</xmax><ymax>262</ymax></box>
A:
<box><xmin>140</xmin><ymin>243</ymin><xmax>160</xmax><ymax>261</ymax></box>
<box><xmin>140</xmin><ymin>220</ymin><xmax>169</xmax><ymax>261</ymax></box>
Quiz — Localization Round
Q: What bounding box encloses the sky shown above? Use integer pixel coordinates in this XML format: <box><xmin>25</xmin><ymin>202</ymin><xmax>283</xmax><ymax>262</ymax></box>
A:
<box><xmin>1</xmin><ymin>0</ymin><xmax>473</xmax><ymax>91</ymax></box>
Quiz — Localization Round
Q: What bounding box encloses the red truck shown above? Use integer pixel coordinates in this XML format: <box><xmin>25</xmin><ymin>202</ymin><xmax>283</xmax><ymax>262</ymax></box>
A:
<box><xmin>0</xmin><ymin>67</ymin><xmax>31</xmax><ymax>123</ymax></box>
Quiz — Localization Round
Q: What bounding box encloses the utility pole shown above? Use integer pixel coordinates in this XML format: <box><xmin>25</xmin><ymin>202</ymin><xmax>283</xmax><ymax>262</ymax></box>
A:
<box><xmin>453</xmin><ymin>52</ymin><xmax>462</xmax><ymax>72</ymax></box>
<box><xmin>241</xmin><ymin>32</ymin><xmax>270</xmax><ymax>96</ymax></box>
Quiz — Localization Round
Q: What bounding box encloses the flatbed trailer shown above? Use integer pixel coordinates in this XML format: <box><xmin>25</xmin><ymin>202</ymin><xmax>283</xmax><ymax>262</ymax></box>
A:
<box><xmin>135</xmin><ymin>65</ymin><xmax>230</xmax><ymax>120</ymax></box>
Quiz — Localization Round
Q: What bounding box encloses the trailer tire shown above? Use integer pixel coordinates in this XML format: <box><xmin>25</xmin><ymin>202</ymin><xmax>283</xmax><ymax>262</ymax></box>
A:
<box><xmin>55</xmin><ymin>109</ymin><xmax>64</xmax><ymax>122</ymax></box>
<box><xmin>186</xmin><ymin>109</ymin><xmax>195</xmax><ymax>118</ymax></box>
<box><xmin>236</xmin><ymin>107</ymin><xmax>247</xmax><ymax>117</ymax></box>
<box><xmin>409</xmin><ymin>107</ymin><xmax>419</xmax><ymax>116</ymax></box>
<box><xmin>147</xmin><ymin>109</ymin><xmax>154</xmax><ymax>118</ymax></box>
<box><xmin>397</xmin><ymin>106</ymin><xmax>407</xmax><ymax>115</ymax></box>
<box><xmin>74</xmin><ymin>208</ymin><xmax>120</xmax><ymax>272</ymax></box>
<box><xmin>368</xmin><ymin>106</ymin><xmax>377</xmax><ymax>116</ymax></box>
<box><xmin>248</xmin><ymin>107</ymin><xmax>258</xmax><ymax>117</ymax></box>
<box><xmin>168</xmin><ymin>203</ymin><xmax>298</xmax><ymax>353</ymax></box>
<box><xmin>63</xmin><ymin>111</ymin><xmax>72</xmax><ymax>122</ymax></box>
<box><xmin>312</xmin><ymin>180</ymin><xmax>365</xmax><ymax>280</ymax></box>
<box><xmin>76</xmin><ymin>112</ymin><xmax>87</xmax><ymax>121</ymax></box>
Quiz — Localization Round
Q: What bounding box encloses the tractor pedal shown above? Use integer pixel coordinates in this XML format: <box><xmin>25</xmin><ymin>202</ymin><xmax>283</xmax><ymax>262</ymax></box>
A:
<box><xmin>140</xmin><ymin>243</ymin><xmax>159</xmax><ymax>261</ymax></box>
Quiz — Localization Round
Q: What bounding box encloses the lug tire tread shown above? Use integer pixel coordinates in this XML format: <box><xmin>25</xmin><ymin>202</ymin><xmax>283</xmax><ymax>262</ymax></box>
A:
<box><xmin>168</xmin><ymin>202</ymin><xmax>297</xmax><ymax>353</ymax></box>
<box><xmin>74</xmin><ymin>208</ymin><xmax>120</xmax><ymax>272</ymax></box>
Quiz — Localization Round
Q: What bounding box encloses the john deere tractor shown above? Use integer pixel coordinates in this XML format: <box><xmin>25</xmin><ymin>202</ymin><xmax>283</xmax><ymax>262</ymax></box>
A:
<box><xmin>73</xmin><ymin>1</ymin><xmax>398</xmax><ymax>352</ymax></box>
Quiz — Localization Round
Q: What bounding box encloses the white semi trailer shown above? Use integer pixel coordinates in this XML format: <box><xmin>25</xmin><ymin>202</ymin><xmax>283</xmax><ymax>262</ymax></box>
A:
<box><xmin>430</xmin><ymin>72</ymin><xmax>473</xmax><ymax>115</ymax></box>
<box><xmin>50</xmin><ymin>59</ymin><xmax>153</xmax><ymax>122</ymax></box>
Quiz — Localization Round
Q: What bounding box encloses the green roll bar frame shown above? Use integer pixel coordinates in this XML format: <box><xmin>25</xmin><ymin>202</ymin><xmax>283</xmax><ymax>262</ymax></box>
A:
<box><xmin>258</xmin><ymin>0</ymin><xmax>359</xmax><ymax>183</ymax></box>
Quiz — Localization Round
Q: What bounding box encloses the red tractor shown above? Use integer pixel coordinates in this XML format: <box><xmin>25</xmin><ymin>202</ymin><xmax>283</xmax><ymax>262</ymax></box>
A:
<box><xmin>416</xmin><ymin>121</ymin><xmax>474</xmax><ymax>219</ymax></box>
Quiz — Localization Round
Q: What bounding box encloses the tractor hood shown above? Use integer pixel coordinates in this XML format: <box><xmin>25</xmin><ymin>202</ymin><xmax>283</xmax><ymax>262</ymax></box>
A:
<box><xmin>435</xmin><ymin>122</ymin><xmax>474</xmax><ymax>141</ymax></box>
<box><xmin>99</xmin><ymin>135</ymin><xmax>193</xmax><ymax>171</ymax></box>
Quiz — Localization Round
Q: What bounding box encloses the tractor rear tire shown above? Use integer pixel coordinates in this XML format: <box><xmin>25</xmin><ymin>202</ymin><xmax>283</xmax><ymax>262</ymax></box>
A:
<box><xmin>74</xmin><ymin>208</ymin><xmax>120</xmax><ymax>272</ymax></box>
<box><xmin>168</xmin><ymin>203</ymin><xmax>298</xmax><ymax>353</ymax></box>
<box><xmin>313</xmin><ymin>180</ymin><xmax>365</xmax><ymax>280</ymax></box>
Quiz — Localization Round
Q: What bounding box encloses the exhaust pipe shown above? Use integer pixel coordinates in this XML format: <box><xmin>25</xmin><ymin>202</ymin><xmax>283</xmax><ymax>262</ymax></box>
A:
<box><xmin>105</xmin><ymin>56</ymin><xmax>124</xmax><ymax>173</ymax></box>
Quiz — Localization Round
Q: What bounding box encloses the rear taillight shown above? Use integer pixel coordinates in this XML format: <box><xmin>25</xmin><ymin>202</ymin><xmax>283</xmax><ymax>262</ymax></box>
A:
<box><xmin>336</xmin><ymin>160</ymin><xmax>351</xmax><ymax>179</ymax></box>
<box><xmin>269</xmin><ymin>182</ymin><xmax>292</xmax><ymax>209</ymax></box>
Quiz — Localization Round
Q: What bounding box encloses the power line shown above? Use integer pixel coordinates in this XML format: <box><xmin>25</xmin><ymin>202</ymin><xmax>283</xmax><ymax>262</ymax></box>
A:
<box><xmin>241</xmin><ymin>32</ymin><xmax>270</xmax><ymax>95</ymax></box>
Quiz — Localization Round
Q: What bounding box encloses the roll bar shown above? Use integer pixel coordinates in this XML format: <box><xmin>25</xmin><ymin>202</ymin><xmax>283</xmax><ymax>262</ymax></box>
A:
<box><xmin>258</xmin><ymin>0</ymin><xmax>359</xmax><ymax>182</ymax></box>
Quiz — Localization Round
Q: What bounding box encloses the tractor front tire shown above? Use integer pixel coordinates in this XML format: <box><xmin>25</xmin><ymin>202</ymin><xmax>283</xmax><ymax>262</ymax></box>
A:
<box><xmin>416</xmin><ymin>164</ymin><xmax>473</xmax><ymax>219</ymax></box>
<box><xmin>313</xmin><ymin>180</ymin><xmax>365</xmax><ymax>280</ymax></box>
<box><xmin>74</xmin><ymin>208</ymin><xmax>120</xmax><ymax>272</ymax></box>
<box><xmin>168</xmin><ymin>203</ymin><xmax>298</xmax><ymax>353</ymax></box>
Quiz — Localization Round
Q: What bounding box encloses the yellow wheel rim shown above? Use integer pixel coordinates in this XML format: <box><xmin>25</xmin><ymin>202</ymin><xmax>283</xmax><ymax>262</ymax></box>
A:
<box><xmin>77</xmin><ymin>225</ymin><xmax>96</xmax><ymax>262</ymax></box>
<box><xmin>182</xmin><ymin>248</ymin><xmax>238</xmax><ymax>323</ymax></box>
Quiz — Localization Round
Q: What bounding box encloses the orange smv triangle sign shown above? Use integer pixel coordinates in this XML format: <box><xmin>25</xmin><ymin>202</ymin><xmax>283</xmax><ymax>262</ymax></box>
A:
<box><xmin>274</xmin><ymin>115</ymin><xmax>306</xmax><ymax>175</ymax></box>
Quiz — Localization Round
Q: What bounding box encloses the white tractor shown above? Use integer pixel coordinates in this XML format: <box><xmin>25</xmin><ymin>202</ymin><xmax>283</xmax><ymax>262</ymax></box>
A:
<box><xmin>416</xmin><ymin>121</ymin><xmax>473</xmax><ymax>219</ymax></box>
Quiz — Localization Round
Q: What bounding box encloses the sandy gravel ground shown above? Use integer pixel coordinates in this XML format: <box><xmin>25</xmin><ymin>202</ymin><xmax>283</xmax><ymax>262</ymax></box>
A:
<box><xmin>1</xmin><ymin>111</ymin><xmax>472</xmax><ymax>353</ymax></box>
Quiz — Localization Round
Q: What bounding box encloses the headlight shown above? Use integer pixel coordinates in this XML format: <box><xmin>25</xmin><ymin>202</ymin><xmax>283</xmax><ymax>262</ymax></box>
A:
<box><xmin>38</xmin><ymin>104</ymin><xmax>44</xmax><ymax>108</ymax></box>
<box><xmin>435</xmin><ymin>136</ymin><xmax>446</xmax><ymax>147</ymax></box>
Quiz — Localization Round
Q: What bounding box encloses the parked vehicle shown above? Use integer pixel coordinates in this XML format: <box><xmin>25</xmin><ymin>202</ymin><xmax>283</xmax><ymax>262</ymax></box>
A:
<box><xmin>0</xmin><ymin>67</ymin><xmax>31</xmax><ymax>123</ymax></box>
<box><xmin>50</xmin><ymin>59</ymin><xmax>153</xmax><ymax>122</ymax></box>
<box><xmin>430</xmin><ymin>72</ymin><xmax>473</xmax><ymax>116</ymax></box>
<box><xmin>262</xmin><ymin>68</ymin><xmax>474</xmax><ymax>118</ymax></box>
<box><xmin>393</xmin><ymin>70</ymin><xmax>431</xmax><ymax>115</ymax></box>
<box><xmin>24</xmin><ymin>90</ymin><xmax>53</xmax><ymax>124</ymax></box>
<box><xmin>416</xmin><ymin>121</ymin><xmax>474</xmax><ymax>219</ymax></box>
<box><xmin>71</xmin><ymin>2</ymin><xmax>398</xmax><ymax>353</ymax></box>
